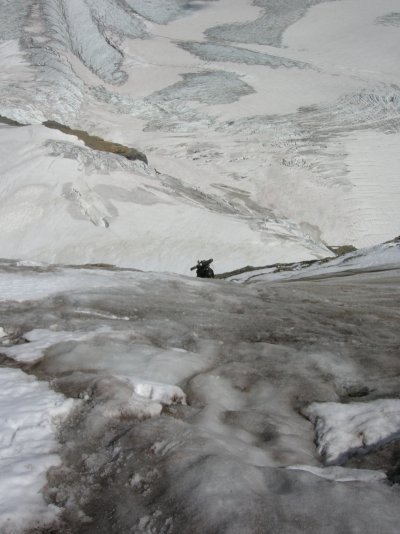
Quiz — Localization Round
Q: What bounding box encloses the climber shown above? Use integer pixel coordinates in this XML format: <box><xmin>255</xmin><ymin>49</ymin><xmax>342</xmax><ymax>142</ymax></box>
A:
<box><xmin>190</xmin><ymin>258</ymin><xmax>215</xmax><ymax>278</ymax></box>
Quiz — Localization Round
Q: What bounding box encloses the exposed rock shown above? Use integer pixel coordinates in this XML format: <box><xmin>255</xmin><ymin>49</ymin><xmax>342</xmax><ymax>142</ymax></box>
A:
<box><xmin>43</xmin><ymin>121</ymin><xmax>148</xmax><ymax>164</ymax></box>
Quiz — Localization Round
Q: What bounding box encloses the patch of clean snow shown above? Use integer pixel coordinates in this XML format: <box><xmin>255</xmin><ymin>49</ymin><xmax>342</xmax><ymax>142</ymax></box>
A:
<box><xmin>304</xmin><ymin>398</ymin><xmax>400</xmax><ymax>465</ymax></box>
<box><xmin>121</xmin><ymin>378</ymin><xmax>186</xmax><ymax>406</ymax></box>
<box><xmin>0</xmin><ymin>368</ymin><xmax>75</xmax><ymax>533</ymax></box>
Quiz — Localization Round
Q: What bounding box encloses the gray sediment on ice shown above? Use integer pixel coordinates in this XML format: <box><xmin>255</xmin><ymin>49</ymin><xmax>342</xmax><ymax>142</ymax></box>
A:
<box><xmin>375</xmin><ymin>12</ymin><xmax>400</xmax><ymax>27</ymax></box>
<box><xmin>43</xmin><ymin>120</ymin><xmax>148</xmax><ymax>163</ymax></box>
<box><xmin>178</xmin><ymin>41</ymin><xmax>312</xmax><ymax>69</ymax></box>
<box><xmin>205</xmin><ymin>0</ymin><xmax>339</xmax><ymax>47</ymax></box>
<box><xmin>0</xmin><ymin>259</ymin><xmax>399</xmax><ymax>533</ymax></box>
<box><xmin>124</xmin><ymin>0</ymin><xmax>211</xmax><ymax>24</ymax></box>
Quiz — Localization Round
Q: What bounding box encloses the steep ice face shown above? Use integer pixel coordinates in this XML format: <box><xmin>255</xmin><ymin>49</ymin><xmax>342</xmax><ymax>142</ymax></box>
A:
<box><xmin>0</xmin><ymin>259</ymin><xmax>399</xmax><ymax>532</ymax></box>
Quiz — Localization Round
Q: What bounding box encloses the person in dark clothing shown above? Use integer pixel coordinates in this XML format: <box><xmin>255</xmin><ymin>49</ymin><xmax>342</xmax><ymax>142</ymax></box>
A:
<box><xmin>190</xmin><ymin>258</ymin><xmax>214</xmax><ymax>278</ymax></box>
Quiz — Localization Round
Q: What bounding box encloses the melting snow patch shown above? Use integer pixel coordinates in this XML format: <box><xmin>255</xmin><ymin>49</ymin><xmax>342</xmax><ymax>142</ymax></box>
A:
<box><xmin>3</xmin><ymin>327</ymin><xmax>112</xmax><ymax>363</ymax></box>
<box><xmin>304</xmin><ymin>399</ymin><xmax>400</xmax><ymax>465</ymax></box>
<box><xmin>118</xmin><ymin>377</ymin><xmax>186</xmax><ymax>406</ymax></box>
<box><xmin>0</xmin><ymin>368</ymin><xmax>75</xmax><ymax>532</ymax></box>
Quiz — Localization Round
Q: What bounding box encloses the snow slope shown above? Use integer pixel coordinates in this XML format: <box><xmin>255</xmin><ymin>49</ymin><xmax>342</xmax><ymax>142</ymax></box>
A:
<box><xmin>0</xmin><ymin>0</ymin><xmax>399</xmax><ymax>272</ymax></box>
<box><xmin>228</xmin><ymin>237</ymin><xmax>400</xmax><ymax>282</ymax></box>
<box><xmin>0</xmin><ymin>122</ymin><xmax>329</xmax><ymax>273</ymax></box>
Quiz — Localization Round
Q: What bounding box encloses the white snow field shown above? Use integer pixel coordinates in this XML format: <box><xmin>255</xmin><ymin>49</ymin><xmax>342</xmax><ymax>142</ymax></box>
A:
<box><xmin>0</xmin><ymin>0</ymin><xmax>400</xmax><ymax>532</ymax></box>
<box><xmin>0</xmin><ymin>0</ymin><xmax>399</xmax><ymax>272</ymax></box>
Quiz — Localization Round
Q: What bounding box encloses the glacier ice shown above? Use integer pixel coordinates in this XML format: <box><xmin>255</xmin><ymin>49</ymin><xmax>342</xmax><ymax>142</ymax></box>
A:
<box><xmin>0</xmin><ymin>1</ymin><xmax>400</xmax><ymax>530</ymax></box>
<box><xmin>205</xmin><ymin>0</ymin><xmax>338</xmax><ymax>47</ymax></box>
<box><xmin>0</xmin><ymin>251</ymin><xmax>399</xmax><ymax>531</ymax></box>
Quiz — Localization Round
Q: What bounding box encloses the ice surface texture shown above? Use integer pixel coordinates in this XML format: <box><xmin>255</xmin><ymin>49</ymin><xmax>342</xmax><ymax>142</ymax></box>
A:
<box><xmin>41</xmin><ymin>0</ymin><xmax>147</xmax><ymax>84</ymax></box>
<box><xmin>0</xmin><ymin>0</ymin><xmax>33</xmax><ymax>40</ymax></box>
<box><xmin>0</xmin><ymin>253</ymin><xmax>399</xmax><ymax>532</ymax></box>
<box><xmin>0</xmin><ymin>0</ymin><xmax>146</xmax><ymax>122</ymax></box>
<box><xmin>206</xmin><ymin>0</ymin><xmax>338</xmax><ymax>46</ymax></box>
<box><xmin>376</xmin><ymin>12</ymin><xmax>400</xmax><ymax>27</ymax></box>
<box><xmin>1</xmin><ymin>1</ymin><xmax>400</xmax><ymax>527</ymax></box>
<box><xmin>178</xmin><ymin>41</ymin><xmax>311</xmax><ymax>69</ymax></box>
<box><xmin>125</xmin><ymin>0</ymin><xmax>212</xmax><ymax>24</ymax></box>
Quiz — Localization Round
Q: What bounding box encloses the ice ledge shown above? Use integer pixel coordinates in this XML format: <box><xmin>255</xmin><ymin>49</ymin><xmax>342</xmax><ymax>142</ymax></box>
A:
<box><xmin>287</xmin><ymin>464</ymin><xmax>387</xmax><ymax>483</ymax></box>
<box><xmin>303</xmin><ymin>398</ymin><xmax>400</xmax><ymax>465</ymax></box>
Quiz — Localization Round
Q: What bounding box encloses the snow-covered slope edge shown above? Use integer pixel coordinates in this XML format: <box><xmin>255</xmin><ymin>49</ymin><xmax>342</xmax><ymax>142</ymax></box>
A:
<box><xmin>227</xmin><ymin>237</ymin><xmax>400</xmax><ymax>283</ymax></box>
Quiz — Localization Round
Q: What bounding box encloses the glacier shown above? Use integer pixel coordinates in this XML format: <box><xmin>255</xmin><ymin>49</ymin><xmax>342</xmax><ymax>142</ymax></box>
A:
<box><xmin>0</xmin><ymin>243</ymin><xmax>399</xmax><ymax>532</ymax></box>
<box><xmin>0</xmin><ymin>0</ymin><xmax>399</xmax><ymax>268</ymax></box>
<box><xmin>0</xmin><ymin>0</ymin><xmax>400</xmax><ymax>532</ymax></box>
